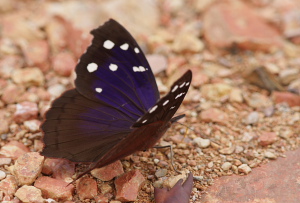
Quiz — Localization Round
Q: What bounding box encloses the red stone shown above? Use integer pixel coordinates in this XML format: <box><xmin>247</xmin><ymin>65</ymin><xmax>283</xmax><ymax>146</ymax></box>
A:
<box><xmin>46</xmin><ymin>16</ymin><xmax>68</xmax><ymax>53</ymax></box>
<box><xmin>91</xmin><ymin>160</ymin><xmax>124</xmax><ymax>181</ymax></box>
<box><xmin>203</xmin><ymin>1</ymin><xmax>283</xmax><ymax>52</ymax></box>
<box><xmin>13</xmin><ymin>101</ymin><xmax>38</xmax><ymax>123</ymax></box>
<box><xmin>258</xmin><ymin>131</ymin><xmax>278</xmax><ymax>146</ymax></box>
<box><xmin>34</xmin><ymin>176</ymin><xmax>74</xmax><ymax>201</ymax></box>
<box><xmin>42</xmin><ymin>158</ymin><xmax>75</xmax><ymax>182</ymax></box>
<box><xmin>0</xmin><ymin>109</ymin><xmax>10</xmax><ymax>134</ymax></box>
<box><xmin>115</xmin><ymin>170</ymin><xmax>145</xmax><ymax>202</ymax></box>
<box><xmin>0</xmin><ymin>175</ymin><xmax>18</xmax><ymax>198</ymax></box>
<box><xmin>52</xmin><ymin>52</ymin><xmax>76</xmax><ymax>77</ymax></box>
<box><xmin>94</xmin><ymin>194</ymin><xmax>109</xmax><ymax>203</ymax></box>
<box><xmin>0</xmin><ymin>55</ymin><xmax>24</xmax><ymax>79</ymax></box>
<box><xmin>22</xmin><ymin>40</ymin><xmax>50</xmax><ymax>72</ymax></box>
<box><xmin>200</xmin><ymin>108</ymin><xmax>228</xmax><ymax>124</ymax></box>
<box><xmin>272</xmin><ymin>91</ymin><xmax>300</xmax><ymax>107</ymax></box>
<box><xmin>2</xmin><ymin>84</ymin><xmax>25</xmax><ymax>104</ymax></box>
<box><xmin>200</xmin><ymin>148</ymin><xmax>300</xmax><ymax>203</ymax></box>
<box><xmin>0</xmin><ymin>141</ymin><xmax>30</xmax><ymax>160</ymax></box>
<box><xmin>15</xmin><ymin>185</ymin><xmax>44</xmax><ymax>203</ymax></box>
<box><xmin>14</xmin><ymin>152</ymin><xmax>44</xmax><ymax>185</ymax></box>
<box><xmin>76</xmin><ymin>177</ymin><xmax>98</xmax><ymax>200</ymax></box>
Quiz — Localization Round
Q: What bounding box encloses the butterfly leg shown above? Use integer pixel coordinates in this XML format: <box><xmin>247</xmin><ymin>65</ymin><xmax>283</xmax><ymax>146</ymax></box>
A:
<box><xmin>153</xmin><ymin>145</ymin><xmax>181</xmax><ymax>174</ymax></box>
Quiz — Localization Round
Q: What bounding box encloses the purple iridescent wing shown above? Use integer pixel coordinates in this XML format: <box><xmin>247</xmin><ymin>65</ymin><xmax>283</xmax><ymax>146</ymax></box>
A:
<box><xmin>75</xmin><ymin>19</ymin><xmax>159</xmax><ymax>119</ymax></box>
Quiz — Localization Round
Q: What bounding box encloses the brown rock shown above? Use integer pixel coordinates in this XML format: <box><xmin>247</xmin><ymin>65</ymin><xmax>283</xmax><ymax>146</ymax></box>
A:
<box><xmin>14</xmin><ymin>152</ymin><xmax>44</xmax><ymax>185</ymax></box>
<box><xmin>42</xmin><ymin>158</ymin><xmax>75</xmax><ymax>182</ymax></box>
<box><xmin>0</xmin><ymin>175</ymin><xmax>18</xmax><ymax>198</ymax></box>
<box><xmin>45</xmin><ymin>16</ymin><xmax>68</xmax><ymax>53</ymax></box>
<box><xmin>13</xmin><ymin>101</ymin><xmax>38</xmax><ymax>123</ymax></box>
<box><xmin>203</xmin><ymin>1</ymin><xmax>283</xmax><ymax>52</ymax></box>
<box><xmin>34</xmin><ymin>176</ymin><xmax>74</xmax><ymax>201</ymax></box>
<box><xmin>2</xmin><ymin>84</ymin><xmax>25</xmax><ymax>104</ymax></box>
<box><xmin>94</xmin><ymin>194</ymin><xmax>109</xmax><ymax>203</ymax></box>
<box><xmin>200</xmin><ymin>108</ymin><xmax>228</xmax><ymax>124</ymax></box>
<box><xmin>0</xmin><ymin>141</ymin><xmax>30</xmax><ymax>160</ymax></box>
<box><xmin>12</xmin><ymin>67</ymin><xmax>45</xmax><ymax>87</ymax></box>
<box><xmin>0</xmin><ymin>109</ymin><xmax>10</xmax><ymax>134</ymax></box>
<box><xmin>22</xmin><ymin>40</ymin><xmax>50</xmax><ymax>72</ymax></box>
<box><xmin>115</xmin><ymin>170</ymin><xmax>145</xmax><ymax>202</ymax></box>
<box><xmin>272</xmin><ymin>91</ymin><xmax>300</xmax><ymax>107</ymax></box>
<box><xmin>91</xmin><ymin>160</ymin><xmax>124</xmax><ymax>181</ymax></box>
<box><xmin>258</xmin><ymin>131</ymin><xmax>278</xmax><ymax>146</ymax></box>
<box><xmin>52</xmin><ymin>52</ymin><xmax>76</xmax><ymax>77</ymax></box>
<box><xmin>76</xmin><ymin>177</ymin><xmax>98</xmax><ymax>201</ymax></box>
<box><xmin>15</xmin><ymin>185</ymin><xmax>44</xmax><ymax>203</ymax></box>
<box><xmin>201</xmin><ymin>149</ymin><xmax>300</xmax><ymax>202</ymax></box>
<box><xmin>0</xmin><ymin>55</ymin><xmax>24</xmax><ymax>79</ymax></box>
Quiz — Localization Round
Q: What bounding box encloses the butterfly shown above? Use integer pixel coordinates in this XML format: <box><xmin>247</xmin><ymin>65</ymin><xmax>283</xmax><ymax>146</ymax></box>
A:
<box><xmin>41</xmin><ymin>19</ymin><xmax>192</xmax><ymax>180</ymax></box>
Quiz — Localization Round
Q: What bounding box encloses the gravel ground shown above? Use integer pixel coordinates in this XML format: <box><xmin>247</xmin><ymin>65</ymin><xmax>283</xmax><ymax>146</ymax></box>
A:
<box><xmin>0</xmin><ymin>0</ymin><xmax>299</xmax><ymax>202</ymax></box>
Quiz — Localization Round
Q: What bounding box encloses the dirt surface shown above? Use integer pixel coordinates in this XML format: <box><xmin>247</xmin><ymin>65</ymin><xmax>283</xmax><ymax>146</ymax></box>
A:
<box><xmin>0</xmin><ymin>0</ymin><xmax>299</xmax><ymax>203</ymax></box>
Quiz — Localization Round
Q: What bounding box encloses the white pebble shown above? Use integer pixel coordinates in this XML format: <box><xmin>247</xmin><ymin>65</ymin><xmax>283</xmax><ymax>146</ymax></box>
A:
<box><xmin>193</xmin><ymin>137</ymin><xmax>210</xmax><ymax>148</ymax></box>
<box><xmin>264</xmin><ymin>151</ymin><xmax>277</xmax><ymax>159</ymax></box>
<box><xmin>238</xmin><ymin>164</ymin><xmax>252</xmax><ymax>174</ymax></box>
<box><xmin>0</xmin><ymin>170</ymin><xmax>6</xmax><ymax>180</ymax></box>
<box><xmin>221</xmin><ymin>162</ymin><xmax>232</xmax><ymax>171</ymax></box>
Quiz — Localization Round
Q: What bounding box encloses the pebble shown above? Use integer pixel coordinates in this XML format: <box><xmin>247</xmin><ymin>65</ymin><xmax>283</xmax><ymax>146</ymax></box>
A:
<box><xmin>238</xmin><ymin>164</ymin><xmax>252</xmax><ymax>174</ymax></box>
<box><xmin>244</xmin><ymin>111</ymin><xmax>260</xmax><ymax>125</ymax></box>
<box><xmin>258</xmin><ymin>131</ymin><xmax>278</xmax><ymax>146</ymax></box>
<box><xmin>193</xmin><ymin>137</ymin><xmax>211</xmax><ymax>148</ymax></box>
<box><xmin>12</xmin><ymin>67</ymin><xmax>45</xmax><ymax>87</ymax></box>
<box><xmin>13</xmin><ymin>101</ymin><xmax>39</xmax><ymax>123</ymax></box>
<box><xmin>15</xmin><ymin>185</ymin><xmax>44</xmax><ymax>203</ymax></box>
<box><xmin>200</xmin><ymin>108</ymin><xmax>228</xmax><ymax>124</ymax></box>
<box><xmin>0</xmin><ymin>141</ymin><xmax>30</xmax><ymax>160</ymax></box>
<box><xmin>0</xmin><ymin>170</ymin><xmax>7</xmax><ymax>180</ymax></box>
<box><xmin>221</xmin><ymin>162</ymin><xmax>232</xmax><ymax>171</ymax></box>
<box><xmin>91</xmin><ymin>160</ymin><xmax>124</xmax><ymax>181</ymax></box>
<box><xmin>207</xmin><ymin>162</ymin><xmax>214</xmax><ymax>168</ymax></box>
<box><xmin>47</xmin><ymin>84</ymin><xmax>66</xmax><ymax>98</ymax></box>
<box><xmin>0</xmin><ymin>157</ymin><xmax>12</xmax><ymax>166</ymax></box>
<box><xmin>264</xmin><ymin>151</ymin><xmax>277</xmax><ymax>159</ymax></box>
<box><xmin>23</xmin><ymin>120</ymin><xmax>41</xmax><ymax>132</ymax></box>
<box><xmin>155</xmin><ymin>169</ymin><xmax>167</xmax><ymax>178</ymax></box>
<box><xmin>52</xmin><ymin>52</ymin><xmax>76</xmax><ymax>77</ymax></box>
<box><xmin>219</xmin><ymin>146</ymin><xmax>235</xmax><ymax>155</ymax></box>
<box><xmin>201</xmin><ymin>83</ymin><xmax>232</xmax><ymax>101</ymax></box>
<box><xmin>272</xmin><ymin>91</ymin><xmax>300</xmax><ymax>107</ymax></box>
<box><xmin>76</xmin><ymin>177</ymin><xmax>98</xmax><ymax>201</ymax></box>
<box><xmin>172</xmin><ymin>32</ymin><xmax>204</xmax><ymax>53</ymax></box>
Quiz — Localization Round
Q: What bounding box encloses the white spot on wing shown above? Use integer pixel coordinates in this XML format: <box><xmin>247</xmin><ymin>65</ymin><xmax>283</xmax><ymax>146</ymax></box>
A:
<box><xmin>103</xmin><ymin>40</ymin><xmax>115</xmax><ymax>49</ymax></box>
<box><xmin>149</xmin><ymin>105</ymin><xmax>158</xmax><ymax>113</ymax></box>
<box><xmin>109</xmin><ymin>64</ymin><xmax>118</xmax><ymax>71</ymax></box>
<box><xmin>87</xmin><ymin>63</ymin><xmax>98</xmax><ymax>72</ymax></box>
<box><xmin>95</xmin><ymin>88</ymin><xmax>103</xmax><ymax>93</ymax></box>
<box><xmin>163</xmin><ymin>100</ymin><xmax>169</xmax><ymax>106</ymax></box>
<box><xmin>133</xmin><ymin>66</ymin><xmax>139</xmax><ymax>72</ymax></box>
<box><xmin>134</xmin><ymin>47</ymin><xmax>140</xmax><ymax>53</ymax></box>
<box><xmin>175</xmin><ymin>92</ymin><xmax>184</xmax><ymax>99</ymax></box>
<box><xmin>170</xmin><ymin>106</ymin><xmax>176</xmax><ymax>110</ymax></box>
<box><xmin>120</xmin><ymin>43</ymin><xmax>129</xmax><ymax>50</ymax></box>
<box><xmin>186</xmin><ymin>82</ymin><xmax>190</xmax><ymax>86</ymax></box>
<box><xmin>139</xmin><ymin>66</ymin><xmax>146</xmax><ymax>72</ymax></box>
<box><xmin>171</xmin><ymin>85</ymin><xmax>178</xmax><ymax>92</ymax></box>
<box><xmin>180</xmin><ymin>82</ymin><xmax>186</xmax><ymax>88</ymax></box>
<box><xmin>142</xmin><ymin>119</ymin><xmax>147</xmax><ymax>123</ymax></box>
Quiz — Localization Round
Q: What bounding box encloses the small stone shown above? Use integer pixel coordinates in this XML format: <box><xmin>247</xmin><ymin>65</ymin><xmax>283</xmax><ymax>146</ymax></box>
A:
<box><xmin>200</xmin><ymin>108</ymin><xmax>228</xmax><ymax>124</ymax></box>
<box><xmin>201</xmin><ymin>83</ymin><xmax>232</xmax><ymax>101</ymax></box>
<box><xmin>146</xmin><ymin>54</ymin><xmax>167</xmax><ymax>74</ymax></box>
<box><xmin>244</xmin><ymin>111</ymin><xmax>260</xmax><ymax>125</ymax></box>
<box><xmin>99</xmin><ymin>183</ymin><xmax>112</xmax><ymax>194</ymax></box>
<box><xmin>264</xmin><ymin>151</ymin><xmax>277</xmax><ymax>159</ymax></box>
<box><xmin>94</xmin><ymin>194</ymin><xmax>109</xmax><ymax>203</ymax></box>
<box><xmin>13</xmin><ymin>101</ymin><xmax>39</xmax><ymax>123</ymax></box>
<box><xmin>163</xmin><ymin>174</ymin><xmax>186</xmax><ymax>188</ymax></box>
<box><xmin>115</xmin><ymin>170</ymin><xmax>145</xmax><ymax>202</ymax></box>
<box><xmin>0</xmin><ymin>141</ymin><xmax>30</xmax><ymax>160</ymax></box>
<box><xmin>235</xmin><ymin>146</ymin><xmax>244</xmax><ymax>154</ymax></box>
<box><xmin>155</xmin><ymin>169</ymin><xmax>168</xmax><ymax>178</ymax></box>
<box><xmin>245</xmin><ymin>93</ymin><xmax>273</xmax><ymax>108</ymax></box>
<box><xmin>258</xmin><ymin>131</ymin><xmax>277</xmax><ymax>146</ymax></box>
<box><xmin>0</xmin><ymin>170</ymin><xmax>6</xmax><ymax>180</ymax></box>
<box><xmin>76</xmin><ymin>177</ymin><xmax>97</xmax><ymax>201</ymax></box>
<box><xmin>272</xmin><ymin>91</ymin><xmax>300</xmax><ymax>107</ymax></box>
<box><xmin>207</xmin><ymin>162</ymin><xmax>214</xmax><ymax>168</ymax></box>
<box><xmin>0</xmin><ymin>55</ymin><xmax>24</xmax><ymax>79</ymax></box>
<box><xmin>229</xmin><ymin>88</ymin><xmax>243</xmax><ymax>103</ymax></box>
<box><xmin>42</xmin><ymin>158</ymin><xmax>75</xmax><ymax>182</ymax></box>
<box><xmin>238</xmin><ymin>164</ymin><xmax>252</xmax><ymax>174</ymax></box>
<box><xmin>2</xmin><ymin>84</ymin><xmax>25</xmax><ymax>104</ymax></box>
<box><xmin>221</xmin><ymin>162</ymin><xmax>232</xmax><ymax>171</ymax></box>
<box><xmin>34</xmin><ymin>176</ymin><xmax>74</xmax><ymax>201</ymax></box>
<box><xmin>0</xmin><ymin>109</ymin><xmax>9</xmax><ymax>134</ymax></box>
<box><xmin>14</xmin><ymin>152</ymin><xmax>44</xmax><ymax>185</ymax></box>
<box><xmin>0</xmin><ymin>175</ymin><xmax>18</xmax><ymax>197</ymax></box>
<box><xmin>193</xmin><ymin>137</ymin><xmax>211</xmax><ymax>148</ymax></box>
<box><xmin>91</xmin><ymin>160</ymin><xmax>124</xmax><ymax>181</ymax></box>
<box><xmin>12</xmin><ymin>67</ymin><xmax>45</xmax><ymax>87</ymax></box>
<box><xmin>0</xmin><ymin>158</ymin><xmax>12</xmax><ymax>166</ymax></box>
<box><xmin>219</xmin><ymin>146</ymin><xmax>235</xmax><ymax>155</ymax></box>
<box><xmin>172</xmin><ymin>32</ymin><xmax>204</xmax><ymax>53</ymax></box>
<box><xmin>47</xmin><ymin>84</ymin><xmax>66</xmax><ymax>98</ymax></box>
<box><xmin>23</xmin><ymin>120</ymin><xmax>41</xmax><ymax>132</ymax></box>
<box><xmin>15</xmin><ymin>185</ymin><xmax>44</xmax><ymax>203</ymax></box>
<box><xmin>154</xmin><ymin>159</ymin><xmax>160</xmax><ymax>164</ymax></box>
<box><xmin>52</xmin><ymin>52</ymin><xmax>76</xmax><ymax>77</ymax></box>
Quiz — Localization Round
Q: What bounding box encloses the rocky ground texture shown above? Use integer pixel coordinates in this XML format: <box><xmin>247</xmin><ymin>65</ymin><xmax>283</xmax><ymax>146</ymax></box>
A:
<box><xmin>0</xmin><ymin>0</ymin><xmax>299</xmax><ymax>203</ymax></box>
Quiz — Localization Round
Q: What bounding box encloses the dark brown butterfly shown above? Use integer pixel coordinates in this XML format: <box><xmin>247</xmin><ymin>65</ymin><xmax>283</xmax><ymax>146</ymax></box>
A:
<box><xmin>41</xmin><ymin>19</ymin><xmax>192</xmax><ymax>179</ymax></box>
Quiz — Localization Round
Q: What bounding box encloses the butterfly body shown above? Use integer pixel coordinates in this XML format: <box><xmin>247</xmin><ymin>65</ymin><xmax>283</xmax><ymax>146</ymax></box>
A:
<box><xmin>41</xmin><ymin>19</ymin><xmax>192</xmax><ymax>179</ymax></box>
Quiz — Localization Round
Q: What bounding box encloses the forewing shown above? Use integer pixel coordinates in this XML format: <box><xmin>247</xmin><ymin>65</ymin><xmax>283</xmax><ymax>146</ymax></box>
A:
<box><xmin>41</xmin><ymin>89</ymin><xmax>133</xmax><ymax>162</ymax></box>
<box><xmin>75</xmin><ymin>19</ymin><xmax>160</xmax><ymax>119</ymax></box>
<box><xmin>133</xmin><ymin>70</ymin><xmax>192</xmax><ymax>127</ymax></box>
